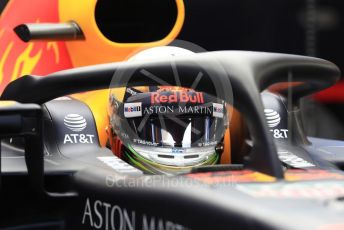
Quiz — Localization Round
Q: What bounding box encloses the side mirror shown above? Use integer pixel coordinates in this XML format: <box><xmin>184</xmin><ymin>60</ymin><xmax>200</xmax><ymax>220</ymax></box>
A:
<box><xmin>0</xmin><ymin>101</ymin><xmax>42</xmax><ymax>193</ymax></box>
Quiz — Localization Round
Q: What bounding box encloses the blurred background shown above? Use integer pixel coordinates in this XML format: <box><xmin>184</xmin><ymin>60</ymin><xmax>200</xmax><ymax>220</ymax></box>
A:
<box><xmin>176</xmin><ymin>0</ymin><xmax>344</xmax><ymax>140</ymax></box>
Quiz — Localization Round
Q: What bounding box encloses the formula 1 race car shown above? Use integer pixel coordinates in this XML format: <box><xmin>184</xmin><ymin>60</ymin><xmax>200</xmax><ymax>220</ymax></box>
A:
<box><xmin>1</xmin><ymin>49</ymin><xmax>344</xmax><ymax>230</ymax></box>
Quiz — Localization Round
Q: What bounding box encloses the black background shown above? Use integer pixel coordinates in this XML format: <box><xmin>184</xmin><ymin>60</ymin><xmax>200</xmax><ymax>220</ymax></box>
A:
<box><xmin>177</xmin><ymin>0</ymin><xmax>344</xmax><ymax>73</ymax></box>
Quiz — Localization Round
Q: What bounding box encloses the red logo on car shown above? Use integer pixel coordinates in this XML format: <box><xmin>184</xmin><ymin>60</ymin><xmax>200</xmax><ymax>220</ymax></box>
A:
<box><xmin>151</xmin><ymin>92</ymin><xmax>204</xmax><ymax>104</ymax></box>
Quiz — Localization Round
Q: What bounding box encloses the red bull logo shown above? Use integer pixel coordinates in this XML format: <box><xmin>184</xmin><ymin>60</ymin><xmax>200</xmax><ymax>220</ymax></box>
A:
<box><xmin>151</xmin><ymin>92</ymin><xmax>204</xmax><ymax>104</ymax></box>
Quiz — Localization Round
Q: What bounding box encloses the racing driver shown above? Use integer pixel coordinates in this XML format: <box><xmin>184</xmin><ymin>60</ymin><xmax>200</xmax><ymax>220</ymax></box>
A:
<box><xmin>106</xmin><ymin>47</ymin><xmax>229</xmax><ymax>174</ymax></box>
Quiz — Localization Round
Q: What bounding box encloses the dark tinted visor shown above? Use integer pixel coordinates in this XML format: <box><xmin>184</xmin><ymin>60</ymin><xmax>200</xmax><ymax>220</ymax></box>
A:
<box><xmin>127</xmin><ymin>115</ymin><xmax>225</xmax><ymax>148</ymax></box>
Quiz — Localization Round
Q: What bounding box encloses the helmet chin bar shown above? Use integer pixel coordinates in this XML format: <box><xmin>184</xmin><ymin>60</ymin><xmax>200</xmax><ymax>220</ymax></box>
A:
<box><xmin>1</xmin><ymin>51</ymin><xmax>340</xmax><ymax>179</ymax></box>
<box><xmin>130</xmin><ymin>144</ymin><xmax>217</xmax><ymax>167</ymax></box>
<box><xmin>125</xmin><ymin>144</ymin><xmax>218</xmax><ymax>175</ymax></box>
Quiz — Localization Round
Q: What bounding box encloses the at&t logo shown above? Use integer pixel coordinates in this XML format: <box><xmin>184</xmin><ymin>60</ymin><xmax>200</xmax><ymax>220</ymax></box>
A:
<box><xmin>64</xmin><ymin>114</ymin><xmax>87</xmax><ymax>132</ymax></box>
<box><xmin>264</xmin><ymin>109</ymin><xmax>288</xmax><ymax>139</ymax></box>
<box><xmin>63</xmin><ymin>114</ymin><xmax>95</xmax><ymax>144</ymax></box>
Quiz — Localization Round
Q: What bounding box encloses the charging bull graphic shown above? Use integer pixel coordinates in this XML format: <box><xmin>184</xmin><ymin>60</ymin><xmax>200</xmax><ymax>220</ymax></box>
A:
<box><xmin>0</xmin><ymin>0</ymin><xmax>72</xmax><ymax>92</ymax></box>
<box><xmin>0</xmin><ymin>0</ymin><xmax>185</xmax><ymax>92</ymax></box>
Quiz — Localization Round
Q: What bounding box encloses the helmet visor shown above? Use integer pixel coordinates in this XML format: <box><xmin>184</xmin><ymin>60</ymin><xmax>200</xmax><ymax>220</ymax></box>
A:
<box><xmin>128</xmin><ymin>116</ymin><xmax>225</xmax><ymax>148</ymax></box>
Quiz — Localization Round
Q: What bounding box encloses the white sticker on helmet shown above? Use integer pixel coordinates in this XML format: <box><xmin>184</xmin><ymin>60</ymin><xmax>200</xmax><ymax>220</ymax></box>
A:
<box><xmin>124</xmin><ymin>102</ymin><xmax>142</xmax><ymax>118</ymax></box>
<box><xmin>213</xmin><ymin>103</ymin><xmax>224</xmax><ymax>118</ymax></box>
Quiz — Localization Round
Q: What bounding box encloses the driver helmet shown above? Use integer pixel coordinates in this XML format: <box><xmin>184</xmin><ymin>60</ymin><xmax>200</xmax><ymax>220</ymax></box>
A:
<box><xmin>107</xmin><ymin>47</ymin><xmax>228</xmax><ymax>174</ymax></box>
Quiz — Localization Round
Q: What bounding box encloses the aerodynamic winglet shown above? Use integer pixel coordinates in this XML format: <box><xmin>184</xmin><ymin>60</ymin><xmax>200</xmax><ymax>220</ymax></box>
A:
<box><xmin>14</xmin><ymin>21</ymin><xmax>84</xmax><ymax>42</ymax></box>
